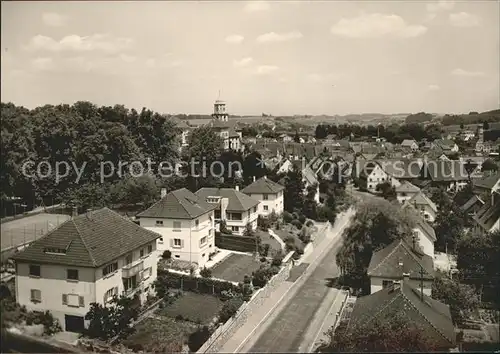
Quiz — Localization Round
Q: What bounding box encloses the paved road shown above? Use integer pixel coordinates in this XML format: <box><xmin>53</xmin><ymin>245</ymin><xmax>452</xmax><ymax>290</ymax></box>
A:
<box><xmin>240</xmin><ymin>211</ymin><xmax>353</xmax><ymax>353</ymax></box>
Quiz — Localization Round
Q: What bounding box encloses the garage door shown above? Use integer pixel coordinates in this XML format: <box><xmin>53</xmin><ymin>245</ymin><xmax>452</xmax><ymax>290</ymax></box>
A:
<box><xmin>64</xmin><ymin>315</ymin><xmax>84</xmax><ymax>333</ymax></box>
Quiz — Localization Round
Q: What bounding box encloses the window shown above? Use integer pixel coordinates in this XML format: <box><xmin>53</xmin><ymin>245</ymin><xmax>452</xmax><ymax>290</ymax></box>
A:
<box><xmin>29</xmin><ymin>265</ymin><xmax>41</xmax><ymax>277</ymax></box>
<box><xmin>231</xmin><ymin>226</ymin><xmax>239</xmax><ymax>232</ymax></box>
<box><xmin>104</xmin><ymin>287</ymin><xmax>118</xmax><ymax>302</ymax></box>
<box><xmin>141</xmin><ymin>267</ymin><xmax>152</xmax><ymax>280</ymax></box>
<box><xmin>253</xmin><ymin>207</ymin><xmax>257</xmax><ymax>213</ymax></box>
<box><xmin>30</xmin><ymin>289</ymin><xmax>41</xmax><ymax>303</ymax></box>
<box><xmin>158</xmin><ymin>237</ymin><xmax>164</xmax><ymax>243</ymax></box>
<box><xmin>263</xmin><ymin>194</ymin><xmax>268</xmax><ymax>200</ymax></box>
<box><xmin>43</xmin><ymin>247</ymin><xmax>66</xmax><ymax>255</ymax></box>
<box><xmin>195</xmin><ymin>219</ymin><xmax>199</xmax><ymax>228</ymax></box>
<box><xmin>200</xmin><ymin>236</ymin><xmax>207</xmax><ymax>246</ymax></box>
<box><xmin>264</xmin><ymin>205</ymin><xmax>269</xmax><ymax>211</ymax></box>
<box><xmin>103</xmin><ymin>262</ymin><xmax>118</xmax><ymax>276</ymax></box>
<box><xmin>174</xmin><ymin>238</ymin><xmax>182</xmax><ymax>246</ymax></box>
<box><xmin>147</xmin><ymin>244</ymin><xmax>153</xmax><ymax>254</ymax></box>
<box><xmin>230</xmin><ymin>213</ymin><xmax>242</xmax><ymax>221</ymax></box>
<box><xmin>401</xmin><ymin>192</ymin><xmax>406</xmax><ymax>197</ymax></box>
<box><xmin>62</xmin><ymin>294</ymin><xmax>84</xmax><ymax>307</ymax></box>
<box><xmin>173</xmin><ymin>221</ymin><xmax>181</xmax><ymax>230</ymax></box>
<box><xmin>382</xmin><ymin>280</ymin><xmax>394</xmax><ymax>288</ymax></box>
<box><xmin>155</xmin><ymin>220</ymin><xmax>163</xmax><ymax>226</ymax></box>
<box><xmin>140</xmin><ymin>249</ymin><xmax>144</xmax><ymax>258</ymax></box>
<box><xmin>214</xmin><ymin>210</ymin><xmax>221</xmax><ymax>219</ymax></box>
<box><xmin>175</xmin><ymin>255</ymin><xmax>180</xmax><ymax>258</ymax></box>
<box><xmin>67</xmin><ymin>269</ymin><xmax>79</xmax><ymax>281</ymax></box>
<box><xmin>125</xmin><ymin>254</ymin><xmax>133</xmax><ymax>265</ymax></box>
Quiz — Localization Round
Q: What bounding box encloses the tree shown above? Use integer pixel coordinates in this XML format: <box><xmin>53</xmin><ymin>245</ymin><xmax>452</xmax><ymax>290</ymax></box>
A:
<box><xmin>110</xmin><ymin>174</ymin><xmax>159</xmax><ymax>207</ymax></box>
<box><xmin>315</xmin><ymin>125</ymin><xmax>328</xmax><ymax>139</ymax></box>
<box><xmin>460</xmin><ymin>123</ymin><xmax>465</xmax><ymax>129</ymax></box>
<box><xmin>284</xmin><ymin>165</ymin><xmax>305</xmax><ymax>213</ymax></box>
<box><xmin>483</xmin><ymin>121</ymin><xmax>490</xmax><ymax>130</ymax></box>
<box><xmin>317</xmin><ymin>313</ymin><xmax>442</xmax><ymax>352</ymax></box>
<box><xmin>303</xmin><ymin>184</ymin><xmax>318</xmax><ymax>220</ymax></box>
<box><xmin>293</xmin><ymin>131</ymin><xmax>301</xmax><ymax>143</ymax></box>
<box><xmin>375</xmin><ymin>182</ymin><xmax>396</xmax><ymax>201</ymax></box>
<box><xmin>218</xmin><ymin>297</ymin><xmax>244</xmax><ymax>323</ymax></box>
<box><xmin>84</xmin><ymin>295</ymin><xmax>140</xmax><ymax>340</ymax></box>
<box><xmin>481</xmin><ymin>158</ymin><xmax>498</xmax><ymax>172</ymax></box>
<box><xmin>432</xmin><ymin>272</ymin><xmax>480</xmax><ymax>326</ymax></box>
<box><xmin>243</xmin><ymin>222</ymin><xmax>254</xmax><ymax>237</ymax></box>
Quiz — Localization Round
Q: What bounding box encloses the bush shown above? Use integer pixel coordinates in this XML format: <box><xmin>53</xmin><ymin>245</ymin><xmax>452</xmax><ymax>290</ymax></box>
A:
<box><xmin>298</xmin><ymin>214</ymin><xmax>306</xmax><ymax>224</ymax></box>
<box><xmin>305</xmin><ymin>220</ymin><xmax>314</xmax><ymax>227</ymax></box>
<box><xmin>257</xmin><ymin>216</ymin><xmax>271</xmax><ymax>230</ymax></box>
<box><xmin>260</xmin><ymin>256</ymin><xmax>267</xmax><ymax>263</ymax></box>
<box><xmin>283</xmin><ymin>211</ymin><xmax>293</xmax><ymax>223</ymax></box>
<box><xmin>252</xmin><ymin>267</ymin><xmax>273</xmax><ymax>288</ymax></box>
<box><xmin>188</xmin><ymin>325</ymin><xmax>212</xmax><ymax>352</ymax></box>
<box><xmin>272</xmin><ymin>253</ymin><xmax>284</xmax><ymax>266</ymax></box>
<box><xmin>290</xmin><ymin>219</ymin><xmax>303</xmax><ymax>229</ymax></box>
<box><xmin>259</xmin><ymin>243</ymin><xmax>270</xmax><ymax>257</ymax></box>
<box><xmin>200</xmin><ymin>267</ymin><xmax>212</xmax><ymax>278</ymax></box>
<box><xmin>220</xmin><ymin>289</ymin><xmax>236</xmax><ymax>301</ymax></box>
<box><xmin>162</xmin><ymin>250</ymin><xmax>172</xmax><ymax>260</ymax></box>
<box><xmin>25</xmin><ymin>311</ymin><xmax>61</xmax><ymax>335</ymax></box>
<box><xmin>218</xmin><ymin>297</ymin><xmax>244</xmax><ymax>323</ymax></box>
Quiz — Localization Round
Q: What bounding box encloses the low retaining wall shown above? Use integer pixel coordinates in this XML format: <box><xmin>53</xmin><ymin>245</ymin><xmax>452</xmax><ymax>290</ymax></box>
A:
<box><xmin>197</xmin><ymin>251</ymin><xmax>294</xmax><ymax>353</ymax></box>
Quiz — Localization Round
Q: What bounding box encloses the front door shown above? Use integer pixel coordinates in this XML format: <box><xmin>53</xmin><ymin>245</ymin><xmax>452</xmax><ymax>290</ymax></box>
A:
<box><xmin>64</xmin><ymin>315</ymin><xmax>84</xmax><ymax>333</ymax></box>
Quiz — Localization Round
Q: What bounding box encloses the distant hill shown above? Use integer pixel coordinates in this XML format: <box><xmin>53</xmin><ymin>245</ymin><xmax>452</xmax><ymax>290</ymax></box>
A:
<box><xmin>441</xmin><ymin>109</ymin><xmax>500</xmax><ymax>126</ymax></box>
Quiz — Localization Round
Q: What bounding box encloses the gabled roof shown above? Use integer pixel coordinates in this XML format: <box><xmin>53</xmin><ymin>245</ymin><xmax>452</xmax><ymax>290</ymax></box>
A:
<box><xmin>415</xmin><ymin>218</ymin><xmax>437</xmax><ymax>242</ymax></box>
<box><xmin>11</xmin><ymin>208</ymin><xmax>161</xmax><ymax>267</ymax></box>
<box><xmin>473</xmin><ymin>172</ymin><xmax>500</xmax><ymax>190</ymax></box>
<box><xmin>378</xmin><ymin>159</ymin><xmax>424</xmax><ymax>179</ymax></box>
<box><xmin>137</xmin><ymin>188</ymin><xmax>216</xmax><ymax>219</ymax></box>
<box><xmin>395</xmin><ymin>180</ymin><xmax>421</xmax><ymax>193</ymax></box>
<box><xmin>473</xmin><ymin>197</ymin><xmax>500</xmax><ymax>232</ymax></box>
<box><xmin>401</xmin><ymin>139</ymin><xmax>418</xmax><ymax>147</ymax></box>
<box><xmin>460</xmin><ymin>195</ymin><xmax>485</xmax><ymax>213</ymax></box>
<box><xmin>348</xmin><ymin>280</ymin><xmax>456</xmax><ymax>349</ymax></box>
<box><xmin>405</xmin><ymin>192</ymin><xmax>438</xmax><ymax>213</ymax></box>
<box><xmin>422</xmin><ymin>160</ymin><xmax>470</xmax><ymax>182</ymax></box>
<box><xmin>367</xmin><ymin>239</ymin><xmax>435</xmax><ymax>280</ymax></box>
<box><xmin>241</xmin><ymin>176</ymin><xmax>285</xmax><ymax>195</ymax></box>
<box><xmin>195</xmin><ymin>187</ymin><xmax>259</xmax><ymax>212</ymax></box>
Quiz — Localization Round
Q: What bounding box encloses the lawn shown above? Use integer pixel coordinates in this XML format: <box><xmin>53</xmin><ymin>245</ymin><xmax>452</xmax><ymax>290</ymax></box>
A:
<box><xmin>122</xmin><ymin>317</ymin><xmax>196</xmax><ymax>353</ymax></box>
<box><xmin>157</xmin><ymin>292</ymin><xmax>224</xmax><ymax>325</ymax></box>
<box><xmin>255</xmin><ymin>230</ymin><xmax>283</xmax><ymax>255</ymax></box>
<box><xmin>211</xmin><ymin>253</ymin><xmax>263</xmax><ymax>283</ymax></box>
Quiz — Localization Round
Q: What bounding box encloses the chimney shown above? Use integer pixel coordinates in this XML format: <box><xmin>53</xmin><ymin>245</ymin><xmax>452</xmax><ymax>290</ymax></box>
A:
<box><xmin>86</xmin><ymin>208</ymin><xmax>93</xmax><ymax>219</ymax></box>
<box><xmin>72</xmin><ymin>206</ymin><xmax>78</xmax><ymax>219</ymax></box>
<box><xmin>235</xmin><ymin>185</ymin><xmax>239</xmax><ymax>192</ymax></box>
<box><xmin>412</xmin><ymin>235</ymin><xmax>417</xmax><ymax>251</ymax></box>
<box><xmin>161</xmin><ymin>188</ymin><xmax>167</xmax><ymax>198</ymax></box>
<box><xmin>253</xmin><ymin>176</ymin><xmax>256</xmax><ymax>182</ymax></box>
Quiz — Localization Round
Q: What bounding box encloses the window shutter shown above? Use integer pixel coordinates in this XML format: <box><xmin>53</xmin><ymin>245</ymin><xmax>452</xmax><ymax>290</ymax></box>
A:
<box><xmin>30</xmin><ymin>289</ymin><xmax>35</xmax><ymax>300</ymax></box>
<box><xmin>114</xmin><ymin>286</ymin><xmax>118</xmax><ymax>295</ymax></box>
<box><xmin>170</xmin><ymin>239</ymin><xmax>174</xmax><ymax>247</ymax></box>
<box><xmin>79</xmin><ymin>296</ymin><xmax>84</xmax><ymax>307</ymax></box>
<box><xmin>62</xmin><ymin>294</ymin><xmax>68</xmax><ymax>305</ymax></box>
<box><xmin>180</xmin><ymin>239</ymin><xmax>185</xmax><ymax>248</ymax></box>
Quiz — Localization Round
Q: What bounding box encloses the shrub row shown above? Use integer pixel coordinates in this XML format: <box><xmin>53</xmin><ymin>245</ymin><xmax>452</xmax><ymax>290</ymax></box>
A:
<box><xmin>215</xmin><ymin>234</ymin><xmax>258</xmax><ymax>253</ymax></box>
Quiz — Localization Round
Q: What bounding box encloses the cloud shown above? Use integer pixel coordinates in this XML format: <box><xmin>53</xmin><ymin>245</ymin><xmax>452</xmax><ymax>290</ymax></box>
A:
<box><xmin>225</xmin><ymin>34</ymin><xmax>245</xmax><ymax>44</ymax></box>
<box><xmin>244</xmin><ymin>1</ymin><xmax>270</xmax><ymax>12</ymax></box>
<box><xmin>255</xmin><ymin>65</ymin><xmax>279</xmax><ymax>75</ymax></box>
<box><xmin>233</xmin><ymin>57</ymin><xmax>253</xmax><ymax>67</ymax></box>
<box><xmin>42</xmin><ymin>12</ymin><xmax>68</xmax><ymax>27</ymax></box>
<box><xmin>330</xmin><ymin>14</ymin><xmax>427</xmax><ymax>38</ymax></box>
<box><xmin>31</xmin><ymin>57</ymin><xmax>55</xmax><ymax>71</ymax></box>
<box><xmin>451</xmin><ymin>68</ymin><xmax>485</xmax><ymax>77</ymax></box>
<box><xmin>256</xmin><ymin>31</ymin><xmax>303</xmax><ymax>43</ymax></box>
<box><xmin>449</xmin><ymin>12</ymin><xmax>481</xmax><ymax>27</ymax></box>
<box><xmin>426</xmin><ymin>1</ymin><xmax>455</xmax><ymax>13</ymax></box>
<box><xmin>25</xmin><ymin>34</ymin><xmax>134</xmax><ymax>53</ymax></box>
<box><xmin>428</xmin><ymin>84</ymin><xmax>440</xmax><ymax>91</ymax></box>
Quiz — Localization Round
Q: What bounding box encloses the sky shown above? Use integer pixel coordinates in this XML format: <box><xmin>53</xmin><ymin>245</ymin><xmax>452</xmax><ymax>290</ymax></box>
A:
<box><xmin>1</xmin><ymin>0</ymin><xmax>499</xmax><ymax>116</ymax></box>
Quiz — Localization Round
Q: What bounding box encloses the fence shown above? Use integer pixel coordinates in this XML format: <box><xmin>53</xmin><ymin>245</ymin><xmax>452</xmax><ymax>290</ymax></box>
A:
<box><xmin>196</xmin><ymin>250</ymin><xmax>294</xmax><ymax>353</ymax></box>
<box><xmin>158</xmin><ymin>269</ymin><xmax>241</xmax><ymax>296</ymax></box>
<box><xmin>215</xmin><ymin>234</ymin><xmax>259</xmax><ymax>253</ymax></box>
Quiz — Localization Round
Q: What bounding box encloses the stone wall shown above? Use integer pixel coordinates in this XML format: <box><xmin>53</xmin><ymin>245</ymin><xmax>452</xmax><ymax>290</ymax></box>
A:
<box><xmin>197</xmin><ymin>251</ymin><xmax>294</xmax><ymax>353</ymax></box>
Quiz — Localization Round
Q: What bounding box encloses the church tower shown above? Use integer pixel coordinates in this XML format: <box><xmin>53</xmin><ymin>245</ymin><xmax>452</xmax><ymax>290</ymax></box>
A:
<box><xmin>212</xmin><ymin>91</ymin><xmax>228</xmax><ymax>122</ymax></box>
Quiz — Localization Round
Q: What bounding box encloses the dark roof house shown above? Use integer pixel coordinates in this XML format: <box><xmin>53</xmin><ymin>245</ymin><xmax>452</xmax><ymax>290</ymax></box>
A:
<box><xmin>12</xmin><ymin>208</ymin><xmax>161</xmax><ymax>267</ymax></box>
<box><xmin>348</xmin><ymin>279</ymin><xmax>456</xmax><ymax>350</ymax></box>
<box><xmin>241</xmin><ymin>176</ymin><xmax>285</xmax><ymax>195</ymax></box>
<box><xmin>137</xmin><ymin>188</ymin><xmax>216</xmax><ymax>220</ymax></box>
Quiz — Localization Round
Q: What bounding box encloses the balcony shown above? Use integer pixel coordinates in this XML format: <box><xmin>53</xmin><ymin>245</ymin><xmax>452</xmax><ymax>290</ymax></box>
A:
<box><xmin>122</xmin><ymin>260</ymin><xmax>144</xmax><ymax>278</ymax></box>
<box><xmin>123</xmin><ymin>283</ymin><xmax>142</xmax><ymax>297</ymax></box>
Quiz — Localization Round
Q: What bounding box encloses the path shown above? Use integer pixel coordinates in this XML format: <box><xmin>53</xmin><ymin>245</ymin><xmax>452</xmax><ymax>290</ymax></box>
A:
<box><xmin>220</xmin><ymin>208</ymin><xmax>354</xmax><ymax>353</ymax></box>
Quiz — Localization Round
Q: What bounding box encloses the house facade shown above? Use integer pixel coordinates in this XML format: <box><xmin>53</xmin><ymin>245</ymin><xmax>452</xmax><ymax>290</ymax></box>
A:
<box><xmin>242</xmin><ymin>176</ymin><xmax>285</xmax><ymax>217</ymax></box>
<box><xmin>356</xmin><ymin>161</ymin><xmax>391</xmax><ymax>192</ymax></box>
<box><xmin>395</xmin><ymin>181</ymin><xmax>421</xmax><ymax>204</ymax></box>
<box><xmin>367</xmin><ymin>239</ymin><xmax>435</xmax><ymax>296</ymax></box>
<box><xmin>137</xmin><ymin>188</ymin><xmax>216</xmax><ymax>268</ymax></box>
<box><xmin>12</xmin><ymin>208</ymin><xmax>160</xmax><ymax>333</ymax></box>
<box><xmin>404</xmin><ymin>192</ymin><xmax>438</xmax><ymax>222</ymax></box>
<box><xmin>195</xmin><ymin>187</ymin><xmax>259</xmax><ymax>235</ymax></box>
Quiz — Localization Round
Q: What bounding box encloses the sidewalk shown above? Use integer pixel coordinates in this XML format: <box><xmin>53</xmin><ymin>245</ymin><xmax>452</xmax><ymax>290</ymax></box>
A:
<box><xmin>217</xmin><ymin>209</ymin><xmax>354</xmax><ymax>353</ymax></box>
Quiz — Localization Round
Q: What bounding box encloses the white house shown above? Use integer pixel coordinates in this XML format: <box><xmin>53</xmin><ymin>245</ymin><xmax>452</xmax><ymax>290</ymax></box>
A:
<box><xmin>195</xmin><ymin>186</ymin><xmax>259</xmax><ymax>236</ymax></box>
<box><xmin>137</xmin><ymin>188</ymin><xmax>216</xmax><ymax>268</ymax></box>
<box><xmin>401</xmin><ymin>139</ymin><xmax>419</xmax><ymax>151</ymax></box>
<box><xmin>404</xmin><ymin>191</ymin><xmax>438</xmax><ymax>222</ymax></box>
<box><xmin>11</xmin><ymin>208</ymin><xmax>160</xmax><ymax>333</ymax></box>
<box><xmin>412</xmin><ymin>219</ymin><xmax>437</xmax><ymax>258</ymax></box>
<box><xmin>241</xmin><ymin>176</ymin><xmax>285</xmax><ymax>217</ymax></box>
<box><xmin>357</xmin><ymin>161</ymin><xmax>391</xmax><ymax>192</ymax></box>
<box><xmin>367</xmin><ymin>239</ymin><xmax>435</xmax><ymax>296</ymax></box>
<box><xmin>395</xmin><ymin>181</ymin><xmax>421</xmax><ymax>204</ymax></box>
